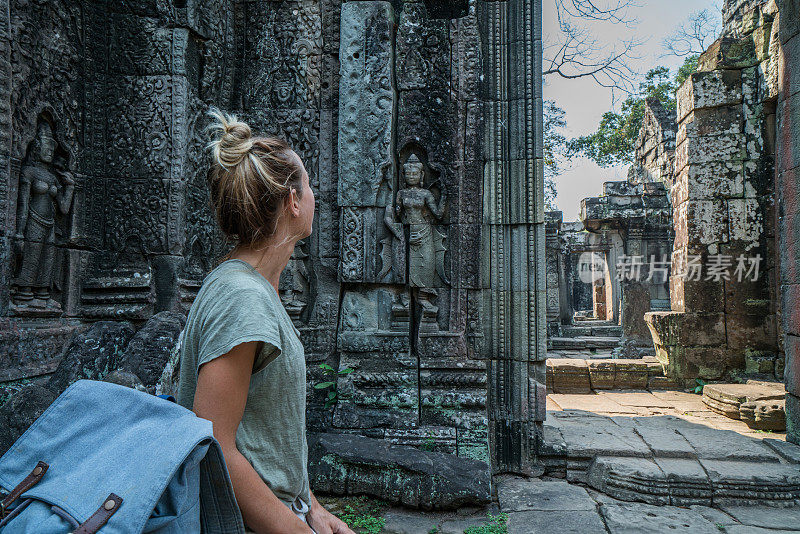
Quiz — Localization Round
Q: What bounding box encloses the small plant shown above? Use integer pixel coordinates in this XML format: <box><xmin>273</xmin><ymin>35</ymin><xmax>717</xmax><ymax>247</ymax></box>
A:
<box><xmin>716</xmin><ymin>523</ymin><xmax>727</xmax><ymax>532</ymax></box>
<box><xmin>421</xmin><ymin>429</ymin><xmax>437</xmax><ymax>452</ymax></box>
<box><xmin>429</xmin><ymin>528</ymin><xmax>440</xmax><ymax>534</ymax></box>
<box><xmin>335</xmin><ymin>497</ymin><xmax>385</xmax><ymax>534</ymax></box>
<box><xmin>464</xmin><ymin>513</ymin><xmax>508</xmax><ymax>534</ymax></box>
<box><xmin>693</xmin><ymin>378</ymin><xmax>707</xmax><ymax>394</ymax></box>
<box><xmin>314</xmin><ymin>363</ymin><xmax>353</xmax><ymax>408</ymax></box>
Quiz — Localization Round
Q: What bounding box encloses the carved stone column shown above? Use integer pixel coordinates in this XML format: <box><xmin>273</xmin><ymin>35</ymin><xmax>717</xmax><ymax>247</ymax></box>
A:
<box><xmin>478</xmin><ymin>0</ymin><xmax>545</xmax><ymax>474</ymax></box>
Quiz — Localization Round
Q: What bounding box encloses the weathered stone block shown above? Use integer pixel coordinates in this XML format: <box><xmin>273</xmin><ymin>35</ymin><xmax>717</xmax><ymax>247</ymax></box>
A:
<box><xmin>333</xmin><ymin>352</ymin><xmax>418</xmax><ymax>429</ymax></box>
<box><xmin>777</xmin><ymin>91</ymin><xmax>800</xmax><ymax>175</ymax></box>
<box><xmin>677</xmin><ymin>107</ymin><xmax>743</xmax><ymax>146</ymax></box>
<box><xmin>119</xmin><ymin>311</ymin><xmax>185</xmax><ymax>387</ymax></box>
<box><xmin>675</xmin><ymin>133</ymin><xmax>747</xmax><ymax>172</ymax></box>
<box><xmin>0</xmin><ymin>318</ymin><xmax>83</xmax><ymax>382</ymax></box>
<box><xmin>726</xmin><ymin>313</ymin><xmax>777</xmax><ymax>351</ymax></box>
<box><xmin>548</xmin><ymin>358</ymin><xmax>591</xmax><ymax>394</ymax></box>
<box><xmin>420</xmin><ymin>368</ymin><xmax>487</xmax><ymax>429</ymax></box>
<box><xmin>778</xmin><ymin>32</ymin><xmax>800</xmax><ymax>98</ymax></box>
<box><xmin>698</xmin><ymin>36</ymin><xmax>758</xmax><ymax>72</ymax></box>
<box><xmin>676</xmin><ymin>70</ymin><xmax>742</xmax><ymax>122</ymax></box>
<box><xmin>739</xmin><ymin>398</ymin><xmax>786</xmax><ymax>430</ymax></box>
<box><xmin>47</xmin><ymin>320</ymin><xmax>136</xmax><ymax>395</ymax></box>
<box><xmin>0</xmin><ymin>384</ymin><xmax>56</xmax><ymax>457</ymax></box>
<box><xmin>307</xmin><ymin>432</ymin><xmax>491</xmax><ymax>509</ymax></box>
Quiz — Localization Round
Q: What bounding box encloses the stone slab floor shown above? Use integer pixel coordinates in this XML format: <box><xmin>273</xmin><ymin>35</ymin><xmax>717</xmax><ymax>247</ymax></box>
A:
<box><xmin>339</xmin><ymin>390</ymin><xmax>800</xmax><ymax>533</ymax></box>
<box><xmin>364</xmin><ymin>476</ymin><xmax>800</xmax><ymax>533</ymax></box>
<box><xmin>548</xmin><ymin>389</ymin><xmax>786</xmax><ymax>440</ymax></box>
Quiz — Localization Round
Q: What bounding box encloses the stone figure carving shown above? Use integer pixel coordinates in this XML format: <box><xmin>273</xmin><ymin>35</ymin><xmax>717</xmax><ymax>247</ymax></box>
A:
<box><xmin>390</xmin><ymin>153</ymin><xmax>448</xmax><ymax>330</ymax></box>
<box><xmin>12</xmin><ymin>118</ymin><xmax>75</xmax><ymax>312</ymax></box>
<box><xmin>279</xmin><ymin>240</ymin><xmax>310</xmax><ymax>322</ymax></box>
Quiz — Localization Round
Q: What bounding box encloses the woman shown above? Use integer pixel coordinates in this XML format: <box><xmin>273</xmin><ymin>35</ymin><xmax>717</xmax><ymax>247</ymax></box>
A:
<box><xmin>176</xmin><ymin>109</ymin><xmax>354</xmax><ymax>534</ymax></box>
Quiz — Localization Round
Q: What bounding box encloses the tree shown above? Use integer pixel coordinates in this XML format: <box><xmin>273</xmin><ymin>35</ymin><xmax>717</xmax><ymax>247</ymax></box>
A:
<box><xmin>566</xmin><ymin>55</ymin><xmax>698</xmax><ymax>167</ymax></box>
<box><xmin>545</xmin><ymin>0</ymin><xmax>643</xmax><ymax>97</ymax></box>
<box><xmin>663</xmin><ymin>9</ymin><xmax>721</xmax><ymax>58</ymax></box>
<box><xmin>543</xmin><ymin>100</ymin><xmax>568</xmax><ymax>210</ymax></box>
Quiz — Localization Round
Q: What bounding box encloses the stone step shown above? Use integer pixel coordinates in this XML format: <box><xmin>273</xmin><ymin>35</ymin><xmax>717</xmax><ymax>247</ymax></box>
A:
<box><xmin>561</xmin><ymin>325</ymin><xmax>623</xmax><ymax>338</ymax></box>
<box><xmin>550</xmin><ymin>336</ymin><xmax>620</xmax><ymax>350</ymax></box>
<box><xmin>586</xmin><ymin>455</ymin><xmax>800</xmax><ymax>507</ymax></box>
<box><xmin>547</xmin><ymin>358</ymin><xmax>665</xmax><ymax>393</ymax></box>
<box><xmin>702</xmin><ymin>381</ymin><xmax>786</xmax><ymax>430</ymax></box>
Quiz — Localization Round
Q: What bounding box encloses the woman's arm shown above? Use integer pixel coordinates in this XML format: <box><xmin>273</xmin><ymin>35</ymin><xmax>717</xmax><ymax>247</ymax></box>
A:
<box><xmin>193</xmin><ymin>341</ymin><xmax>311</xmax><ymax>534</ymax></box>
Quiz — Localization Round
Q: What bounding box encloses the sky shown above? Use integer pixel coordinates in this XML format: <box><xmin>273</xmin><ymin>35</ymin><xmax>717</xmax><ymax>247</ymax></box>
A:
<box><xmin>543</xmin><ymin>0</ymin><xmax>722</xmax><ymax>221</ymax></box>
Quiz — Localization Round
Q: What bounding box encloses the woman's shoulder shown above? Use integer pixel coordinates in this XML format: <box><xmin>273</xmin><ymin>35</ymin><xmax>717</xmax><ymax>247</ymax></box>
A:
<box><xmin>194</xmin><ymin>261</ymin><xmax>277</xmax><ymax>312</ymax></box>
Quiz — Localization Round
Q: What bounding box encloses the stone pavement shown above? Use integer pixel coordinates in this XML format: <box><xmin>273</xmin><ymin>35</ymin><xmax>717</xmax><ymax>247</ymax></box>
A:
<box><xmin>337</xmin><ymin>390</ymin><xmax>800</xmax><ymax>532</ymax></box>
<box><xmin>542</xmin><ymin>390</ymin><xmax>800</xmax><ymax>507</ymax></box>
<box><xmin>376</xmin><ymin>477</ymin><xmax>800</xmax><ymax>533</ymax></box>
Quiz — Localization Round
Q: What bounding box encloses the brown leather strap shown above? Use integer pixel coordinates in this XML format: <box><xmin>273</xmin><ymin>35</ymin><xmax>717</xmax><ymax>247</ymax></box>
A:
<box><xmin>0</xmin><ymin>461</ymin><xmax>48</xmax><ymax>516</ymax></box>
<box><xmin>73</xmin><ymin>493</ymin><xmax>122</xmax><ymax>534</ymax></box>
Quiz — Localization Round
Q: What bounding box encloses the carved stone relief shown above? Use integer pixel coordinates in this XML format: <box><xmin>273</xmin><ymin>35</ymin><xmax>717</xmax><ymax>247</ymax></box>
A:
<box><xmin>10</xmin><ymin>117</ymin><xmax>74</xmax><ymax>315</ymax></box>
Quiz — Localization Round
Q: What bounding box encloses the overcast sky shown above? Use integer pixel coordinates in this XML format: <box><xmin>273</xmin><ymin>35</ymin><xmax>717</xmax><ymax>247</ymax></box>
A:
<box><xmin>543</xmin><ymin>0</ymin><xmax>722</xmax><ymax>221</ymax></box>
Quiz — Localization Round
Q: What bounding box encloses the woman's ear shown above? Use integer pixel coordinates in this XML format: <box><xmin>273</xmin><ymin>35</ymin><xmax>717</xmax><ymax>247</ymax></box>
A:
<box><xmin>288</xmin><ymin>188</ymin><xmax>302</xmax><ymax>217</ymax></box>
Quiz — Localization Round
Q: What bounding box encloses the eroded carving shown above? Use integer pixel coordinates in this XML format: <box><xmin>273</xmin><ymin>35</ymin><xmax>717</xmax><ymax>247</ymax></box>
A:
<box><xmin>11</xmin><ymin>117</ymin><xmax>74</xmax><ymax>314</ymax></box>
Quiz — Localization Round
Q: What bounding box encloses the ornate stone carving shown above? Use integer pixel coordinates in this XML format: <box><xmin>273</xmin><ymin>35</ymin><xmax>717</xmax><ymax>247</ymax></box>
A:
<box><xmin>279</xmin><ymin>240</ymin><xmax>310</xmax><ymax>322</ymax></box>
<box><xmin>394</xmin><ymin>152</ymin><xmax>449</xmax><ymax>331</ymax></box>
<box><xmin>11</xmin><ymin>118</ymin><xmax>74</xmax><ymax>314</ymax></box>
<box><xmin>337</xmin><ymin>1</ymin><xmax>395</xmax><ymax>208</ymax></box>
<box><xmin>242</xmin><ymin>0</ymin><xmax>322</xmax><ymax>110</ymax></box>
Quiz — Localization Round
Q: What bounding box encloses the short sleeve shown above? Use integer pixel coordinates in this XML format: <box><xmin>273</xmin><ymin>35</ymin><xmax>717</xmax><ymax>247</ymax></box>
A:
<box><xmin>196</xmin><ymin>286</ymin><xmax>283</xmax><ymax>375</ymax></box>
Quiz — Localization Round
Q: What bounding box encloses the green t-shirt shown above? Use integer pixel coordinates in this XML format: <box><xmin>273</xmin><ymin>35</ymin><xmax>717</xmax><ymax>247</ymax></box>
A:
<box><xmin>176</xmin><ymin>259</ymin><xmax>310</xmax><ymax>507</ymax></box>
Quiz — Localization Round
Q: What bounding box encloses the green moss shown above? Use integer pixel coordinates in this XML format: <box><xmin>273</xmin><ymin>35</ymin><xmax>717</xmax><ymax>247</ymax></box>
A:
<box><xmin>464</xmin><ymin>513</ymin><xmax>508</xmax><ymax>534</ymax></box>
<box><xmin>333</xmin><ymin>496</ymin><xmax>386</xmax><ymax>534</ymax></box>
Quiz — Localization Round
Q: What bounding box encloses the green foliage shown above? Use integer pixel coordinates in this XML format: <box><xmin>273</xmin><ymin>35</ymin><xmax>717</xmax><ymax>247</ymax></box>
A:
<box><xmin>314</xmin><ymin>363</ymin><xmax>354</xmax><ymax>409</ymax></box>
<box><xmin>567</xmin><ymin>55</ymin><xmax>699</xmax><ymax>167</ymax></box>
<box><xmin>334</xmin><ymin>497</ymin><xmax>386</xmax><ymax>534</ymax></box>
<box><xmin>694</xmin><ymin>378</ymin><xmax>707</xmax><ymax>395</ymax></box>
<box><xmin>544</xmin><ymin>100</ymin><xmax>568</xmax><ymax>210</ymax></box>
<box><xmin>429</xmin><ymin>528</ymin><xmax>440</xmax><ymax>534</ymax></box>
<box><xmin>464</xmin><ymin>513</ymin><xmax>508</xmax><ymax>534</ymax></box>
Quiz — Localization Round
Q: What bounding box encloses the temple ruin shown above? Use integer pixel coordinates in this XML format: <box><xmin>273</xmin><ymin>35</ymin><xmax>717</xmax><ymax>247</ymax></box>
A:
<box><xmin>0</xmin><ymin>0</ymin><xmax>546</xmax><ymax>483</ymax></box>
<box><xmin>4</xmin><ymin>0</ymin><xmax>800</xmax><ymax>524</ymax></box>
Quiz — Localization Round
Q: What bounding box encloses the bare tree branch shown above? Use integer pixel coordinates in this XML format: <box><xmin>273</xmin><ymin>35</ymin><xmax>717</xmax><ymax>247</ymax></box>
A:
<box><xmin>662</xmin><ymin>9</ymin><xmax>721</xmax><ymax>58</ymax></box>
<box><xmin>545</xmin><ymin>0</ymin><xmax>643</xmax><ymax>99</ymax></box>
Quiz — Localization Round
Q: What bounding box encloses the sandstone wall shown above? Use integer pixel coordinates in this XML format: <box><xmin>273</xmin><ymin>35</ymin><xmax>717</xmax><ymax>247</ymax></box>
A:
<box><xmin>646</xmin><ymin>1</ymin><xmax>782</xmax><ymax>380</ymax></box>
<box><xmin>775</xmin><ymin>0</ymin><xmax>800</xmax><ymax>443</ymax></box>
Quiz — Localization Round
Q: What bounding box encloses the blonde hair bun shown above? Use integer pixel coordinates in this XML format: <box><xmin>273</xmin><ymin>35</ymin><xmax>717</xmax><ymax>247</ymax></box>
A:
<box><xmin>207</xmin><ymin>108</ymin><xmax>254</xmax><ymax>169</ymax></box>
<box><xmin>205</xmin><ymin>107</ymin><xmax>305</xmax><ymax>248</ymax></box>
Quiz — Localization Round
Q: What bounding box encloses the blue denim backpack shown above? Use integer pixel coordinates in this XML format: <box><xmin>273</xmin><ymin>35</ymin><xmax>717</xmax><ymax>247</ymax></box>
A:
<box><xmin>0</xmin><ymin>380</ymin><xmax>245</xmax><ymax>533</ymax></box>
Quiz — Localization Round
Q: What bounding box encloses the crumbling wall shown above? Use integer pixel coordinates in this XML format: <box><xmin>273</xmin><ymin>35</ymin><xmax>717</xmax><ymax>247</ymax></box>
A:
<box><xmin>646</xmin><ymin>1</ymin><xmax>782</xmax><ymax>381</ymax></box>
<box><xmin>581</xmin><ymin>181</ymin><xmax>672</xmax><ymax>344</ymax></box>
<box><xmin>629</xmin><ymin>99</ymin><xmax>677</xmax><ymax>188</ymax></box>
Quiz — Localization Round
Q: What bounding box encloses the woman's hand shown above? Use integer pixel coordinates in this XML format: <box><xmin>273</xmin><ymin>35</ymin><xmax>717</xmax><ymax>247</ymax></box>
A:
<box><xmin>306</xmin><ymin>495</ymin><xmax>355</xmax><ymax>534</ymax></box>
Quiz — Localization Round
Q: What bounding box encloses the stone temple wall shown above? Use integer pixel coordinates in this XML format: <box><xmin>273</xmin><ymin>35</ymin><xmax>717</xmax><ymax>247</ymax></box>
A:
<box><xmin>776</xmin><ymin>0</ymin><xmax>800</xmax><ymax>442</ymax></box>
<box><xmin>0</xmin><ymin>1</ymin><xmax>545</xmax><ymax>474</ymax></box>
<box><xmin>646</xmin><ymin>1</ymin><xmax>783</xmax><ymax>381</ymax></box>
